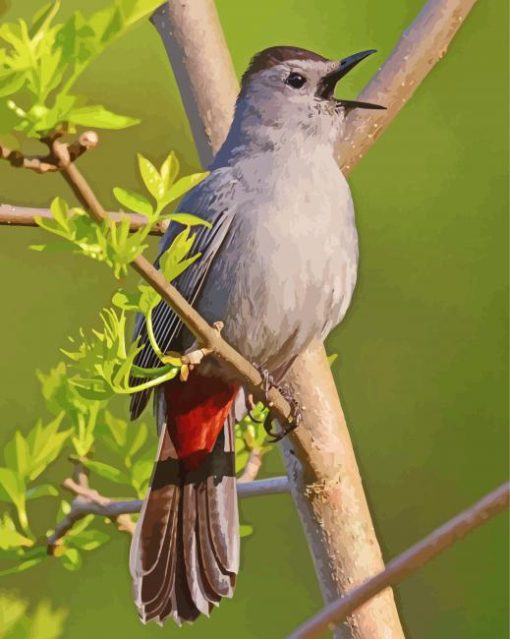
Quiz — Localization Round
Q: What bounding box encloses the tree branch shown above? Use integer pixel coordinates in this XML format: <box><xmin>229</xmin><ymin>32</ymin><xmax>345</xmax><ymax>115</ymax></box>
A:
<box><xmin>337</xmin><ymin>0</ymin><xmax>479</xmax><ymax>174</ymax></box>
<box><xmin>287</xmin><ymin>482</ymin><xmax>510</xmax><ymax>639</ymax></box>
<box><xmin>238</xmin><ymin>447</ymin><xmax>264</xmax><ymax>483</ymax></box>
<box><xmin>0</xmin><ymin>203</ymin><xmax>167</xmax><ymax>234</ymax></box>
<box><xmin>47</xmin><ymin>474</ymin><xmax>289</xmax><ymax>548</ymax></box>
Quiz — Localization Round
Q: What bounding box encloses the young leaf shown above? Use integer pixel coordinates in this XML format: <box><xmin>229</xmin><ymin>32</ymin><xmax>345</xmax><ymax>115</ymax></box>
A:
<box><xmin>67</xmin><ymin>105</ymin><xmax>140</xmax><ymax>129</ymax></box>
<box><xmin>113</xmin><ymin>187</ymin><xmax>153</xmax><ymax>217</ymax></box>
<box><xmin>163</xmin><ymin>212</ymin><xmax>212</xmax><ymax>228</ymax></box>
<box><xmin>25</xmin><ymin>484</ymin><xmax>59</xmax><ymax>501</ymax></box>
<box><xmin>0</xmin><ymin>71</ymin><xmax>26</xmax><ymax>98</ymax></box>
<box><xmin>68</xmin><ymin>529</ymin><xmax>109</xmax><ymax>551</ymax></box>
<box><xmin>160</xmin><ymin>150</ymin><xmax>179</xmax><ymax>190</ymax></box>
<box><xmin>160</xmin><ymin>172</ymin><xmax>208</xmax><ymax>207</ymax></box>
<box><xmin>240</xmin><ymin>524</ymin><xmax>254</xmax><ymax>538</ymax></box>
<box><xmin>81</xmin><ymin>460</ymin><xmax>129</xmax><ymax>485</ymax></box>
<box><xmin>0</xmin><ymin>513</ymin><xmax>32</xmax><ymax>550</ymax></box>
<box><xmin>0</xmin><ymin>467</ymin><xmax>25</xmax><ymax>506</ymax></box>
<box><xmin>137</xmin><ymin>153</ymin><xmax>164</xmax><ymax>201</ymax></box>
<box><xmin>60</xmin><ymin>547</ymin><xmax>82</xmax><ymax>571</ymax></box>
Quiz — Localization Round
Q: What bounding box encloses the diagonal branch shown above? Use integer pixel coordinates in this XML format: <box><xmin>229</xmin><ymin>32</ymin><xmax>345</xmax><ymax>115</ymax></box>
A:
<box><xmin>287</xmin><ymin>482</ymin><xmax>509</xmax><ymax>639</ymax></box>
<box><xmin>337</xmin><ymin>0</ymin><xmax>479</xmax><ymax>174</ymax></box>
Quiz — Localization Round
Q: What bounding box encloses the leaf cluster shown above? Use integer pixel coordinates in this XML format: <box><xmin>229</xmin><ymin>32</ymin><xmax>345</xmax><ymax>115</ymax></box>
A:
<box><xmin>0</xmin><ymin>0</ymin><xmax>164</xmax><ymax>141</ymax></box>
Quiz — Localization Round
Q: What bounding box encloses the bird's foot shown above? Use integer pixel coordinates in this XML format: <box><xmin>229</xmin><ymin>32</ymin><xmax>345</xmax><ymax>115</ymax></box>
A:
<box><xmin>179</xmin><ymin>321</ymin><xmax>224</xmax><ymax>381</ymax></box>
<box><xmin>251</xmin><ymin>364</ymin><xmax>303</xmax><ymax>443</ymax></box>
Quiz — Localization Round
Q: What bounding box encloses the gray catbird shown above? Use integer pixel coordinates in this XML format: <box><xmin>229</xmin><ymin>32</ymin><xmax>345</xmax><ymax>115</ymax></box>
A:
<box><xmin>129</xmin><ymin>46</ymin><xmax>383</xmax><ymax>625</ymax></box>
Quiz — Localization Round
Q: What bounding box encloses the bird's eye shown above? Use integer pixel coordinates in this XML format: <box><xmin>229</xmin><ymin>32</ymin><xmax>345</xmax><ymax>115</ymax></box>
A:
<box><xmin>285</xmin><ymin>72</ymin><xmax>306</xmax><ymax>89</ymax></box>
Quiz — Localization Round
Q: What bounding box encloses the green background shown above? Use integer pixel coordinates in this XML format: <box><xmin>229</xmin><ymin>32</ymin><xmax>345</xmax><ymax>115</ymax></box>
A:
<box><xmin>0</xmin><ymin>1</ymin><xmax>508</xmax><ymax>637</ymax></box>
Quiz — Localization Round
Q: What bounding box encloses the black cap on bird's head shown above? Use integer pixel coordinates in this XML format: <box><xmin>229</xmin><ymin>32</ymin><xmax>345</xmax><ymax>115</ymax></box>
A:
<box><xmin>241</xmin><ymin>46</ymin><xmax>385</xmax><ymax>111</ymax></box>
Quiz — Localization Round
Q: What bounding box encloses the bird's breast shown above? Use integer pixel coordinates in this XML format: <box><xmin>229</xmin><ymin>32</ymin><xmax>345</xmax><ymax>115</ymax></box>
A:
<box><xmin>201</xmin><ymin>157</ymin><xmax>359</xmax><ymax>370</ymax></box>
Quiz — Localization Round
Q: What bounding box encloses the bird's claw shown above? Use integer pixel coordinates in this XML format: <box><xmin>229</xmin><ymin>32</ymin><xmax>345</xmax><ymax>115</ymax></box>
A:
<box><xmin>252</xmin><ymin>365</ymin><xmax>303</xmax><ymax>441</ymax></box>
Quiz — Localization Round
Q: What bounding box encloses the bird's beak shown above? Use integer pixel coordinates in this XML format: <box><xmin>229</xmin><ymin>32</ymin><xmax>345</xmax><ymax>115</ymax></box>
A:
<box><xmin>318</xmin><ymin>49</ymin><xmax>386</xmax><ymax>110</ymax></box>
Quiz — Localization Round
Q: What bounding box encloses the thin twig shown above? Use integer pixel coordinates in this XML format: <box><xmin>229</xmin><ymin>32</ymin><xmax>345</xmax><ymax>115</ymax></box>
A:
<box><xmin>238</xmin><ymin>448</ymin><xmax>264</xmax><ymax>483</ymax></box>
<box><xmin>0</xmin><ymin>203</ymin><xmax>167</xmax><ymax>234</ymax></box>
<box><xmin>47</xmin><ymin>474</ymin><xmax>290</xmax><ymax>547</ymax></box>
<box><xmin>287</xmin><ymin>482</ymin><xmax>510</xmax><ymax>639</ymax></box>
<box><xmin>0</xmin><ymin>143</ymin><xmax>58</xmax><ymax>173</ymax></box>
<box><xmin>0</xmin><ymin>132</ymin><xmax>97</xmax><ymax>175</ymax></box>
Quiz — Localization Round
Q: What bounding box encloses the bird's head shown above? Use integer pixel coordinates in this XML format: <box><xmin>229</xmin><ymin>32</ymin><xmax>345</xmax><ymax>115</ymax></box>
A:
<box><xmin>237</xmin><ymin>46</ymin><xmax>384</xmax><ymax>147</ymax></box>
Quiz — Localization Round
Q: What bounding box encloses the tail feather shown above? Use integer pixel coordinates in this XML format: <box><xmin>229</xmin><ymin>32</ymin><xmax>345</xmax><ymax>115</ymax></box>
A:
<box><xmin>196</xmin><ymin>482</ymin><xmax>234</xmax><ymax>597</ymax></box>
<box><xmin>130</xmin><ymin>380</ymin><xmax>239</xmax><ymax>625</ymax></box>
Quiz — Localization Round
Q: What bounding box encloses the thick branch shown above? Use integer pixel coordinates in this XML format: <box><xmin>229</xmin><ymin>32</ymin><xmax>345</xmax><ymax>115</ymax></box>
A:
<box><xmin>337</xmin><ymin>0</ymin><xmax>478</xmax><ymax>174</ymax></box>
<box><xmin>151</xmin><ymin>1</ymin><xmax>238</xmax><ymax>166</ymax></box>
<box><xmin>287</xmin><ymin>483</ymin><xmax>510</xmax><ymax>639</ymax></box>
<box><xmin>47</xmin><ymin>474</ymin><xmax>289</xmax><ymax>547</ymax></box>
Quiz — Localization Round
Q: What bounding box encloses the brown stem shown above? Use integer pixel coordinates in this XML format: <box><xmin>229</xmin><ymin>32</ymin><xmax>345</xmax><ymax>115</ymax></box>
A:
<box><xmin>0</xmin><ymin>203</ymin><xmax>167</xmax><ymax>234</ymax></box>
<box><xmin>238</xmin><ymin>448</ymin><xmax>263</xmax><ymax>483</ymax></box>
<box><xmin>0</xmin><ymin>131</ymin><xmax>96</xmax><ymax>175</ymax></box>
<box><xmin>287</xmin><ymin>483</ymin><xmax>510</xmax><ymax>639</ymax></box>
<box><xmin>0</xmin><ymin>143</ymin><xmax>58</xmax><ymax>173</ymax></box>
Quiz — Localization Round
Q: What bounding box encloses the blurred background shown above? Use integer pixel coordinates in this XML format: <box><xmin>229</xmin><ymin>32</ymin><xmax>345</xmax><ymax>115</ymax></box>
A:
<box><xmin>0</xmin><ymin>1</ymin><xmax>508</xmax><ymax>637</ymax></box>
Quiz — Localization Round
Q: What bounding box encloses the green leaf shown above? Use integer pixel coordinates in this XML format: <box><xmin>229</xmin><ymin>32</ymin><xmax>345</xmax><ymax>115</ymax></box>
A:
<box><xmin>68</xmin><ymin>529</ymin><xmax>109</xmax><ymax>551</ymax></box>
<box><xmin>121</xmin><ymin>0</ymin><xmax>167</xmax><ymax>26</ymax></box>
<box><xmin>240</xmin><ymin>524</ymin><xmax>254</xmax><ymax>538</ymax></box>
<box><xmin>113</xmin><ymin>187</ymin><xmax>153</xmax><ymax>216</ymax></box>
<box><xmin>111</xmin><ymin>289</ymin><xmax>140</xmax><ymax>312</ymax></box>
<box><xmin>125</xmin><ymin>421</ymin><xmax>147</xmax><ymax>463</ymax></box>
<box><xmin>0</xmin><ymin>591</ymin><xmax>27</xmax><ymax>637</ymax></box>
<box><xmin>0</xmin><ymin>557</ymin><xmax>44</xmax><ymax>577</ymax></box>
<box><xmin>0</xmin><ymin>71</ymin><xmax>26</xmax><ymax>97</ymax></box>
<box><xmin>0</xmin><ymin>513</ymin><xmax>32</xmax><ymax>550</ymax></box>
<box><xmin>103</xmin><ymin>410</ymin><xmax>127</xmax><ymax>447</ymax></box>
<box><xmin>160</xmin><ymin>150</ymin><xmax>179</xmax><ymax>190</ymax></box>
<box><xmin>81</xmin><ymin>460</ymin><xmax>129</xmax><ymax>485</ymax></box>
<box><xmin>327</xmin><ymin>353</ymin><xmax>338</xmax><ymax>366</ymax></box>
<box><xmin>26</xmin><ymin>484</ymin><xmax>59</xmax><ymax>501</ymax></box>
<box><xmin>67</xmin><ymin>105</ymin><xmax>140</xmax><ymax>129</ymax></box>
<box><xmin>60</xmin><ymin>547</ymin><xmax>82</xmax><ymax>571</ymax></box>
<box><xmin>160</xmin><ymin>172</ymin><xmax>208</xmax><ymax>207</ymax></box>
<box><xmin>164</xmin><ymin>212</ymin><xmax>212</xmax><ymax>228</ymax></box>
<box><xmin>27</xmin><ymin>600</ymin><xmax>68</xmax><ymax>639</ymax></box>
<box><xmin>0</xmin><ymin>467</ymin><xmax>25</xmax><ymax>506</ymax></box>
<box><xmin>137</xmin><ymin>153</ymin><xmax>164</xmax><ymax>201</ymax></box>
<box><xmin>31</xmin><ymin>1</ymin><xmax>60</xmax><ymax>36</ymax></box>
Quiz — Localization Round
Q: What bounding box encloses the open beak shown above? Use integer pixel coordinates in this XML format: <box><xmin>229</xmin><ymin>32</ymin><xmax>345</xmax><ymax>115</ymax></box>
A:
<box><xmin>318</xmin><ymin>49</ymin><xmax>386</xmax><ymax>110</ymax></box>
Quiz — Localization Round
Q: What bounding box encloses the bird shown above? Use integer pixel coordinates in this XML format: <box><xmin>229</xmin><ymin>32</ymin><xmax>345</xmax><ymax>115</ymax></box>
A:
<box><xmin>128</xmin><ymin>45</ymin><xmax>383</xmax><ymax>625</ymax></box>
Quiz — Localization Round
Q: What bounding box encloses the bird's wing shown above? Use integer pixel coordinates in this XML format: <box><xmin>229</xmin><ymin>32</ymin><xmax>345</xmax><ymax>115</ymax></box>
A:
<box><xmin>130</xmin><ymin>168</ymin><xmax>238</xmax><ymax>419</ymax></box>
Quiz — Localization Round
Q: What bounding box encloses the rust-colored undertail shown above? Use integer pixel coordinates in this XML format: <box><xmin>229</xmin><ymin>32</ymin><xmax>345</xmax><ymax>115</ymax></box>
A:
<box><xmin>130</xmin><ymin>372</ymin><xmax>240</xmax><ymax>624</ymax></box>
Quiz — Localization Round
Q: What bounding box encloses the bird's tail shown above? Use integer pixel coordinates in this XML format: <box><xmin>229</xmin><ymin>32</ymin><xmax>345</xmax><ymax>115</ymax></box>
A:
<box><xmin>129</xmin><ymin>374</ymin><xmax>240</xmax><ymax>625</ymax></box>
